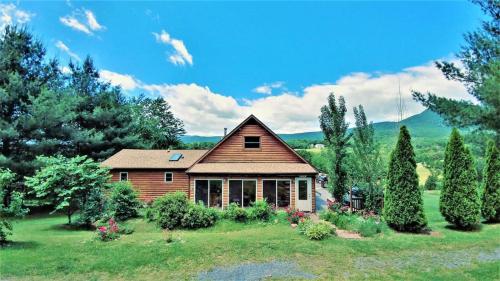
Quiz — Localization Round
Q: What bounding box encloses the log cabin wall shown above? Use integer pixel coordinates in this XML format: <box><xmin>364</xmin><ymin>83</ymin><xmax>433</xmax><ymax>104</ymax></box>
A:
<box><xmin>201</xmin><ymin>122</ymin><xmax>303</xmax><ymax>163</ymax></box>
<box><xmin>110</xmin><ymin>169</ymin><xmax>189</xmax><ymax>202</ymax></box>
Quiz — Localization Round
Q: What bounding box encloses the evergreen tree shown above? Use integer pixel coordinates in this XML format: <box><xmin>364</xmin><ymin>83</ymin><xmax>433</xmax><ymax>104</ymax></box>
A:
<box><xmin>0</xmin><ymin>26</ymin><xmax>71</xmax><ymax>176</ymax></box>
<box><xmin>131</xmin><ymin>96</ymin><xmax>186</xmax><ymax>149</ymax></box>
<box><xmin>481</xmin><ymin>140</ymin><xmax>499</xmax><ymax>222</ymax></box>
<box><xmin>413</xmin><ymin>1</ymin><xmax>500</xmax><ymax>142</ymax></box>
<box><xmin>319</xmin><ymin>94</ymin><xmax>351</xmax><ymax>201</ymax></box>
<box><xmin>384</xmin><ymin>126</ymin><xmax>427</xmax><ymax>232</ymax></box>
<box><xmin>440</xmin><ymin>128</ymin><xmax>481</xmax><ymax>229</ymax></box>
<box><xmin>68</xmin><ymin>57</ymin><xmax>144</xmax><ymax>160</ymax></box>
<box><xmin>350</xmin><ymin>105</ymin><xmax>385</xmax><ymax>212</ymax></box>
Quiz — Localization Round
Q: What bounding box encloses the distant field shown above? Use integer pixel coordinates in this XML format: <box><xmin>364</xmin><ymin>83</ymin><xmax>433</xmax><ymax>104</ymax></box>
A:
<box><xmin>416</xmin><ymin>163</ymin><xmax>431</xmax><ymax>186</ymax></box>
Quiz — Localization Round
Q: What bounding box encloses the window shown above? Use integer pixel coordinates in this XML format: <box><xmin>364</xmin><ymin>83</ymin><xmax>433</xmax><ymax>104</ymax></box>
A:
<box><xmin>195</xmin><ymin>180</ymin><xmax>223</xmax><ymax>208</ymax></box>
<box><xmin>298</xmin><ymin>180</ymin><xmax>308</xmax><ymax>200</ymax></box>
<box><xmin>263</xmin><ymin>180</ymin><xmax>290</xmax><ymax>208</ymax></box>
<box><xmin>244</xmin><ymin>136</ymin><xmax>260</xmax><ymax>149</ymax></box>
<box><xmin>164</xmin><ymin>172</ymin><xmax>173</xmax><ymax>183</ymax></box>
<box><xmin>229</xmin><ymin>180</ymin><xmax>256</xmax><ymax>207</ymax></box>
<box><xmin>119</xmin><ymin>172</ymin><xmax>128</xmax><ymax>181</ymax></box>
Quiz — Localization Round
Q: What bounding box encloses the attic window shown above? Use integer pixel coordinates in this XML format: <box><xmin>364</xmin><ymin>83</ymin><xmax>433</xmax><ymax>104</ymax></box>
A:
<box><xmin>169</xmin><ymin>153</ymin><xmax>182</xmax><ymax>161</ymax></box>
<box><xmin>244</xmin><ymin>136</ymin><xmax>260</xmax><ymax>149</ymax></box>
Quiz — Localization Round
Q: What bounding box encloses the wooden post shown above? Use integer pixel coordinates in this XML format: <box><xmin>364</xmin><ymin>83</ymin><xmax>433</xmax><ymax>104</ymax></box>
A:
<box><xmin>349</xmin><ymin>185</ymin><xmax>353</xmax><ymax>212</ymax></box>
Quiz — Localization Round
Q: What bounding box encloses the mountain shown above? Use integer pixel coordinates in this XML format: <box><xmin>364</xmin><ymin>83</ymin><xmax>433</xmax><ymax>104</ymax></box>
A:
<box><xmin>181</xmin><ymin>109</ymin><xmax>451</xmax><ymax>143</ymax></box>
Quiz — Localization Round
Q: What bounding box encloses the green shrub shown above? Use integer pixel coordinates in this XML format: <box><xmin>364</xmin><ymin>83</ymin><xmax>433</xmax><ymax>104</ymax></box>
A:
<box><xmin>181</xmin><ymin>204</ymin><xmax>218</xmax><ymax>229</ymax></box>
<box><xmin>304</xmin><ymin>222</ymin><xmax>335</xmax><ymax>240</ymax></box>
<box><xmin>150</xmin><ymin>192</ymin><xmax>189</xmax><ymax>229</ymax></box>
<box><xmin>424</xmin><ymin>174</ymin><xmax>439</xmax><ymax>190</ymax></box>
<box><xmin>358</xmin><ymin>218</ymin><xmax>384</xmax><ymax>237</ymax></box>
<box><xmin>481</xmin><ymin>141</ymin><xmax>499</xmax><ymax>223</ymax></box>
<box><xmin>319</xmin><ymin>210</ymin><xmax>339</xmax><ymax>225</ymax></box>
<box><xmin>225</xmin><ymin>203</ymin><xmax>247</xmax><ymax>222</ymax></box>
<box><xmin>440</xmin><ymin>129</ymin><xmax>481</xmax><ymax>229</ymax></box>
<box><xmin>109</xmin><ymin>181</ymin><xmax>141</xmax><ymax>221</ymax></box>
<box><xmin>77</xmin><ymin>188</ymin><xmax>107</xmax><ymax>227</ymax></box>
<box><xmin>384</xmin><ymin>126</ymin><xmax>428</xmax><ymax>232</ymax></box>
<box><xmin>246</xmin><ymin>200</ymin><xmax>273</xmax><ymax>221</ymax></box>
<box><xmin>297</xmin><ymin>219</ymin><xmax>314</xmax><ymax>235</ymax></box>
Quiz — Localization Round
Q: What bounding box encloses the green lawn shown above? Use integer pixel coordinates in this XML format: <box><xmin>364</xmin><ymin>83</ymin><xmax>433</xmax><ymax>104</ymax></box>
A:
<box><xmin>1</xmin><ymin>191</ymin><xmax>499</xmax><ymax>281</ymax></box>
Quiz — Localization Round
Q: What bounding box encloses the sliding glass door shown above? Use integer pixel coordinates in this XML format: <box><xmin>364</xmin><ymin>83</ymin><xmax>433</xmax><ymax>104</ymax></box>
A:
<box><xmin>229</xmin><ymin>180</ymin><xmax>256</xmax><ymax>207</ymax></box>
<box><xmin>195</xmin><ymin>179</ymin><xmax>223</xmax><ymax>208</ymax></box>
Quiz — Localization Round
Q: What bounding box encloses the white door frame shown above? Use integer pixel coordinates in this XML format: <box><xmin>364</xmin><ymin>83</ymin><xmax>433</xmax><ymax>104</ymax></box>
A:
<box><xmin>295</xmin><ymin>177</ymin><xmax>312</xmax><ymax>212</ymax></box>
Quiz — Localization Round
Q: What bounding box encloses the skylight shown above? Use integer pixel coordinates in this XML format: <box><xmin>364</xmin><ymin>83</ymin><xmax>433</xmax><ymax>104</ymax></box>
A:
<box><xmin>169</xmin><ymin>153</ymin><xmax>182</xmax><ymax>161</ymax></box>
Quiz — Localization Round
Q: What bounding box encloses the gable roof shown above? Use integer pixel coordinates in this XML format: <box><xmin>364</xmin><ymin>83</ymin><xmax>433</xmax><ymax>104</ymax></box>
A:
<box><xmin>187</xmin><ymin>115</ymin><xmax>318</xmax><ymax>174</ymax></box>
<box><xmin>101</xmin><ymin>149</ymin><xmax>207</xmax><ymax>169</ymax></box>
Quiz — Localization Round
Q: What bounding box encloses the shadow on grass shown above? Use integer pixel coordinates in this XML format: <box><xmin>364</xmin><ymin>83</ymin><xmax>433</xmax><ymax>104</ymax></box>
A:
<box><xmin>444</xmin><ymin>224</ymin><xmax>482</xmax><ymax>232</ymax></box>
<box><xmin>0</xmin><ymin>240</ymin><xmax>39</xmax><ymax>250</ymax></box>
<box><xmin>47</xmin><ymin>223</ymin><xmax>95</xmax><ymax>232</ymax></box>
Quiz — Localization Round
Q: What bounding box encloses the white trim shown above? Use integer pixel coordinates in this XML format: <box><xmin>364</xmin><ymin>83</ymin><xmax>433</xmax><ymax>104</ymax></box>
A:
<box><xmin>295</xmin><ymin>177</ymin><xmax>312</xmax><ymax>212</ymax></box>
<box><xmin>228</xmin><ymin>179</ymin><xmax>258</xmax><ymax>208</ymax></box>
<box><xmin>193</xmin><ymin>178</ymin><xmax>224</xmax><ymax>209</ymax></box>
<box><xmin>119</xmin><ymin>172</ymin><xmax>128</xmax><ymax>181</ymax></box>
<box><xmin>164</xmin><ymin>172</ymin><xmax>173</xmax><ymax>183</ymax></box>
<box><xmin>262</xmin><ymin>179</ymin><xmax>291</xmax><ymax>208</ymax></box>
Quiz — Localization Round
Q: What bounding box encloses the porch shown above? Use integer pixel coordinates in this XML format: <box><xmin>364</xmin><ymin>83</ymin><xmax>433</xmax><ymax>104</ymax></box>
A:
<box><xmin>189</xmin><ymin>175</ymin><xmax>316</xmax><ymax>212</ymax></box>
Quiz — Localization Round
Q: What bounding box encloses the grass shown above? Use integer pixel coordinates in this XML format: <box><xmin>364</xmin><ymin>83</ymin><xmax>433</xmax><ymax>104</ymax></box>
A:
<box><xmin>1</xmin><ymin>191</ymin><xmax>499</xmax><ymax>281</ymax></box>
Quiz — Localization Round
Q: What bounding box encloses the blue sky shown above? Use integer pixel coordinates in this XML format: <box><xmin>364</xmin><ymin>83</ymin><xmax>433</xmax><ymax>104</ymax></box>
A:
<box><xmin>1</xmin><ymin>1</ymin><xmax>483</xmax><ymax>135</ymax></box>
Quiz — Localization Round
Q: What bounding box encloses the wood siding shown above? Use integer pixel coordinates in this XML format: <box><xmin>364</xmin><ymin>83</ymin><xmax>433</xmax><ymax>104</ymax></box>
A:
<box><xmin>201</xmin><ymin>124</ymin><xmax>303</xmax><ymax>163</ymax></box>
<box><xmin>111</xmin><ymin>169</ymin><xmax>189</xmax><ymax>202</ymax></box>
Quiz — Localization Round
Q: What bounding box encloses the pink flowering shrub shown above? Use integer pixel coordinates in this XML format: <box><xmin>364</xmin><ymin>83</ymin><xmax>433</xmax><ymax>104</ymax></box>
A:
<box><xmin>96</xmin><ymin>218</ymin><xmax>120</xmax><ymax>241</ymax></box>
<box><xmin>286</xmin><ymin>208</ymin><xmax>306</xmax><ymax>224</ymax></box>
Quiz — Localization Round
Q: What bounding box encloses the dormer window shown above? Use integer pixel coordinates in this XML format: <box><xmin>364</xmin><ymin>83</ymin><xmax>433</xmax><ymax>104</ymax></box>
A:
<box><xmin>244</xmin><ymin>136</ymin><xmax>260</xmax><ymax>149</ymax></box>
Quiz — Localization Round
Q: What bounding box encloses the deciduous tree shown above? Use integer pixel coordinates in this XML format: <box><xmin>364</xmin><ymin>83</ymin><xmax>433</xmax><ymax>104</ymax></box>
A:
<box><xmin>319</xmin><ymin>94</ymin><xmax>351</xmax><ymax>201</ymax></box>
<box><xmin>350</xmin><ymin>105</ymin><xmax>385</xmax><ymax>212</ymax></box>
<box><xmin>25</xmin><ymin>155</ymin><xmax>110</xmax><ymax>225</ymax></box>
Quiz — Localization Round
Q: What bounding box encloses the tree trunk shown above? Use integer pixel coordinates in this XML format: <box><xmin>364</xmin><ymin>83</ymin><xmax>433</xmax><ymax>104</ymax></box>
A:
<box><xmin>67</xmin><ymin>209</ymin><xmax>72</xmax><ymax>225</ymax></box>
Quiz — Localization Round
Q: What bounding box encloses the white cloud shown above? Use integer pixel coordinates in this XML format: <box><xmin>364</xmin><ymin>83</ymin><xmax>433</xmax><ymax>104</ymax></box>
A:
<box><xmin>84</xmin><ymin>10</ymin><xmax>103</xmax><ymax>30</ymax></box>
<box><xmin>60</xmin><ymin>16</ymin><xmax>91</xmax><ymax>34</ymax></box>
<box><xmin>60</xmin><ymin>9</ymin><xmax>104</xmax><ymax>35</ymax></box>
<box><xmin>253</xmin><ymin>81</ymin><xmax>285</xmax><ymax>95</ymax></box>
<box><xmin>55</xmin><ymin>40</ymin><xmax>81</xmax><ymax>61</ymax></box>
<box><xmin>153</xmin><ymin>30</ymin><xmax>193</xmax><ymax>66</ymax></box>
<box><xmin>0</xmin><ymin>3</ymin><xmax>34</xmax><ymax>30</ymax></box>
<box><xmin>100</xmin><ymin>70</ymin><xmax>141</xmax><ymax>91</ymax></box>
<box><xmin>104</xmin><ymin>60</ymin><xmax>470</xmax><ymax>135</ymax></box>
<box><xmin>60</xmin><ymin>66</ymin><xmax>72</xmax><ymax>74</ymax></box>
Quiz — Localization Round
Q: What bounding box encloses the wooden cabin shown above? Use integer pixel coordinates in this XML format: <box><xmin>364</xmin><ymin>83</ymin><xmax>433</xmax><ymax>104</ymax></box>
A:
<box><xmin>102</xmin><ymin>115</ymin><xmax>318</xmax><ymax>212</ymax></box>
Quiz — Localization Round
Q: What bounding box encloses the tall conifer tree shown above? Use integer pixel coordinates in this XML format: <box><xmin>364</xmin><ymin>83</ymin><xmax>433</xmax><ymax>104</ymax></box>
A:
<box><xmin>440</xmin><ymin>129</ymin><xmax>481</xmax><ymax>229</ymax></box>
<box><xmin>481</xmin><ymin>140</ymin><xmax>499</xmax><ymax>222</ymax></box>
<box><xmin>384</xmin><ymin>126</ymin><xmax>427</xmax><ymax>232</ymax></box>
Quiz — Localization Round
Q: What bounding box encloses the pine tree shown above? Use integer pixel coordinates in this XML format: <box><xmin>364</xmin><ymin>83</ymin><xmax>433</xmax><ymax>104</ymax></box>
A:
<box><xmin>319</xmin><ymin>94</ymin><xmax>351</xmax><ymax>201</ymax></box>
<box><xmin>413</xmin><ymin>1</ymin><xmax>500</xmax><ymax>142</ymax></box>
<box><xmin>384</xmin><ymin>126</ymin><xmax>427</xmax><ymax>232</ymax></box>
<box><xmin>440</xmin><ymin>129</ymin><xmax>481</xmax><ymax>229</ymax></box>
<box><xmin>481</xmin><ymin>141</ymin><xmax>499</xmax><ymax>222</ymax></box>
